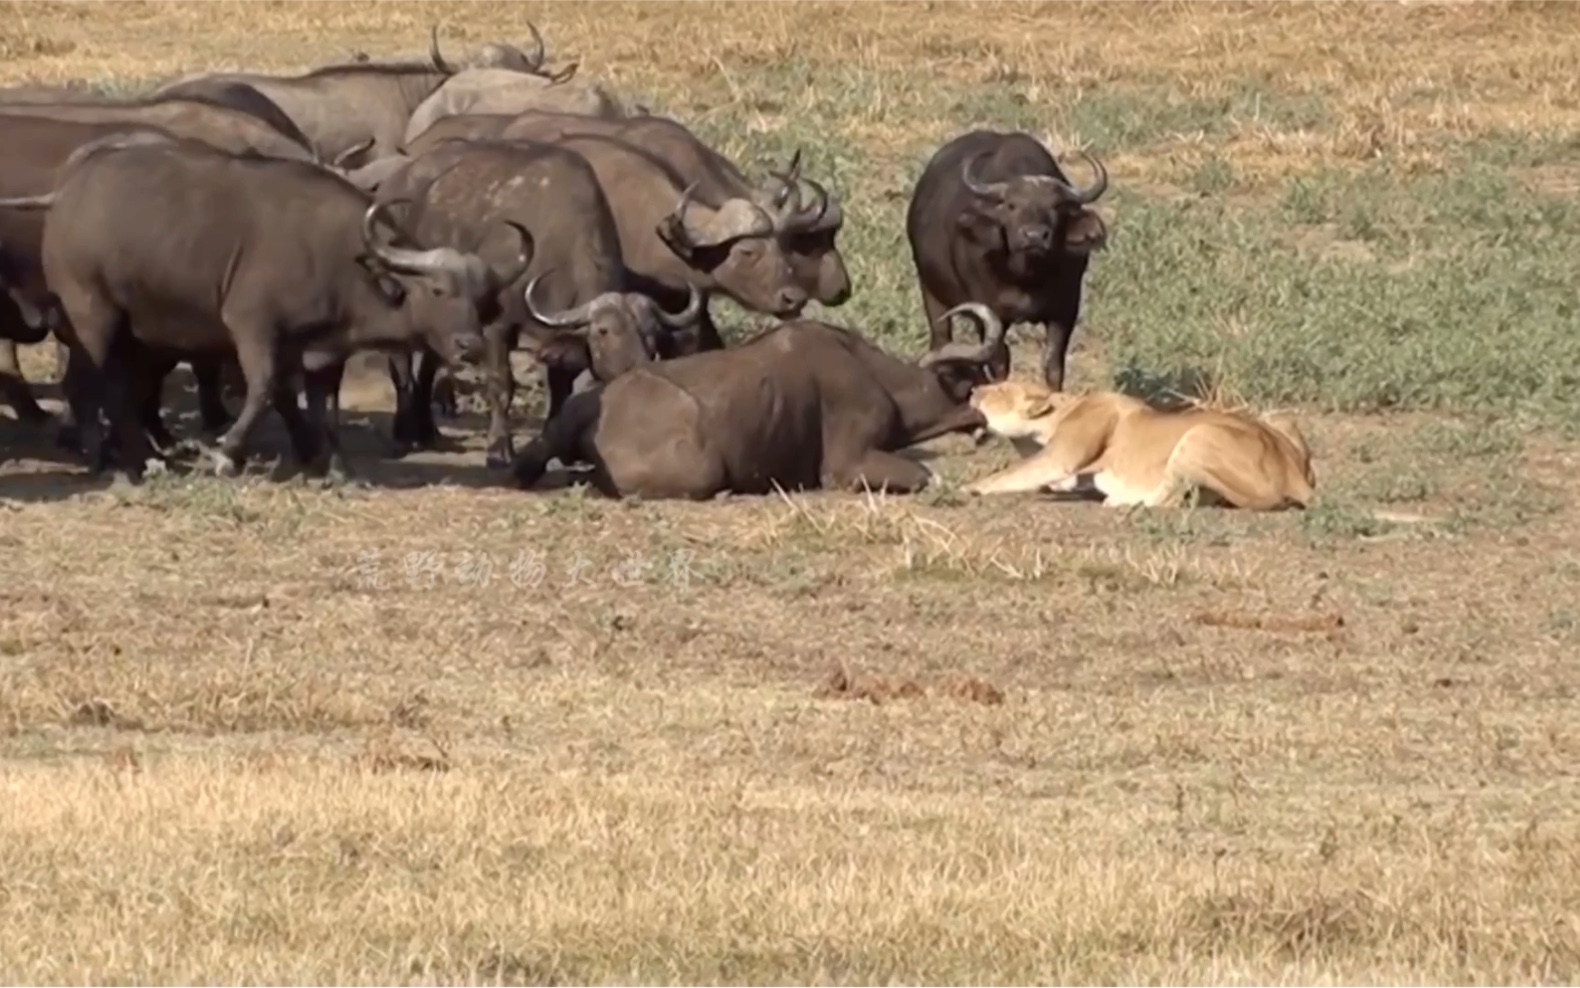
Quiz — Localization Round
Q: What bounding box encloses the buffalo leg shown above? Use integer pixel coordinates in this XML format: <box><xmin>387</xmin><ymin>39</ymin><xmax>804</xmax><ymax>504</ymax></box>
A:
<box><xmin>430</xmin><ymin>362</ymin><xmax>457</xmax><ymax>419</ymax></box>
<box><xmin>53</xmin><ymin>295</ymin><xmax>125</xmax><ymax>473</ymax></box>
<box><xmin>104</xmin><ymin>357</ymin><xmax>157</xmax><ymax>482</ymax></box>
<box><xmin>512</xmin><ymin>390</ymin><xmax>600</xmax><ymax>491</ymax></box>
<box><xmin>1041</xmin><ymin>322</ymin><xmax>1074</xmax><ymax>392</ymax></box>
<box><xmin>544</xmin><ymin>362</ymin><xmax>581</xmax><ymax>424</ymax></box>
<box><xmin>211</xmin><ymin>327</ymin><xmax>277</xmax><ymax>477</ymax></box>
<box><xmin>269</xmin><ymin>376</ymin><xmax>322</xmax><ymax>468</ymax></box>
<box><xmin>410</xmin><ymin>346</ymin><xmax>441</xmax><ymax>446</ymax></box>
<box><xmin>387</xmin><ymin>348</ymin><xmax>438</xmax><ymax>456</ymax></box>
<box><xmin>484</xmin><ymin>324</ymin><xmax>517</xmax><ymax>468</ymax></box>
<box><xmin>192</xmin><ymin>357</ymin><xmax>233</xmax><ymax>434</ymax></box>
<box><xmin>304</xmin><ymin>365</ymin><xmax>351</xmax><ymax>482</ymax></box>
<box><xmin>0</xmin><ymin>339</ymin><xmax>46</xmax><ymax>424</ymax></box>
<box><xmin>832</xmin><ymin>449</ymin><xmax>934</xmax><ymax>495</ymax></box>
<box><xmin>386</xmin><ymin>351</ymin><xmax>415</xmax><ymax>453</ymax></box>
<box><xmin>136</xmin><ymin>358</ymin><xmax>180</xmax><ymax>454</ymax></box>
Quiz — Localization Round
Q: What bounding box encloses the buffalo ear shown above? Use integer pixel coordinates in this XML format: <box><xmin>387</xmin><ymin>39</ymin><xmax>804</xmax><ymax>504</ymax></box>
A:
<box><xmin>1063</xmin><ymin>209</ymin><xmax>1108</xmax><ymax>252</ymax></box>
<box><xmin>356</xmin><ymin>253</ymin><xmax>407</xmax><ymax>305</ymax></box>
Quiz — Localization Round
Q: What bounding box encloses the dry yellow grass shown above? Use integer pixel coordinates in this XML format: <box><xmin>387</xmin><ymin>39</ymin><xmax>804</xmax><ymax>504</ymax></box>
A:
<box><xmin>3</xmin><ymin>2</ymin><xmax>1580</xmax><ymax>983</ymax></box>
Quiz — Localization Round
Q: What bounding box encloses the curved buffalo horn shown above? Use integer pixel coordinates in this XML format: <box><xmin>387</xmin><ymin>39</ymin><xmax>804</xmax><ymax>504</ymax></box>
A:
<box><xmin>782</xmin><ymin>177</ymin><xmax>830</xmax><ymax>231</ymax></box>
<box><xmin>918</xmin><ymin>302</ymin><xmax>1008</xmax><ymax>368</ymax></box>
<box><xmin>523</xmin><ymin>270</ymin><xmax>595</xmax><ymax>328</ymax></box>
<box><xmin>766</xmin><ymin>149</ymin><xmax>804</xmax><ymax>209</ymax></box>
<box><xmin>664</xmin><ymin>180</ymin><xmax>702</xmax><ymax>248</ymax></box>
<box><xmin>0</xmin><ymin>192</ymin><xmax>57</xmax><ymax>211</ymax></box>
<box><xmin>525</xmin><ymin>20</ymin><xmax>547</xmax><ymax>68</ymax></box>
<box><xmin>496</xmin><ymin>220</ymin><xmax>536</xmax><ymax>287</ymax></box>
<box><xmin>361</xmin><ymin>201</ymin><xmax>454</xmax><ymax>276</ymax></box>
<box><xmin>961</xmin><ymin>151</ymin><xmax>1008</xmax><ymax>202</ymax></box>
<box><xmin>547</xmin><ymin>61</ymin><xmax>579</xmax><ymax>85</ymax></box>
<box><xmin>331</xmin><ymin>136</ymin><xmax>376</xmax><ymax>170</ymax></box>
<box><xmin>653</xmin><ymin>283</ymin><xmax>704</xmax><ymax>329</ymax></box>
<box><xmin>428</xmin><ymin>23</ymin><xmax>457</xmax><ymax>75</ymax></box>
<box><xmin>1054</xmin><ymin>147</ymin><xmax>1108</xmax><ymax>205</ymax></box>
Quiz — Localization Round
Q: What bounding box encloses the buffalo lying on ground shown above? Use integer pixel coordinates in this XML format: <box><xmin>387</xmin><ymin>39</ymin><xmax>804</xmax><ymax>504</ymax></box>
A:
<box><xmin>371</xmin><ymin>137</ymin><xmax>703</xmax><ymax>465</ymax></box>
<box><xmin>905</xmin><ymin>129</ymin><xmax>1109</xmax><ymax>390</ymax></box>
<box><xmin>399</xmin><ymin>68</ymin><xmax>624</xmax><ymax>145</ymax></box>
<box><xmin>0</xmin><ymin>134</ymin><xmax>526</xmax><ymax>481</ymax></box>
<box><xmin>154</xmin><ymin>24</ymin><xmax>570</xmax><ymax>163</ymax></box>
<box><xmin>512</xmin><ymin>303</ymin><xmax>1006</xmax><ymax>500</ymax></box>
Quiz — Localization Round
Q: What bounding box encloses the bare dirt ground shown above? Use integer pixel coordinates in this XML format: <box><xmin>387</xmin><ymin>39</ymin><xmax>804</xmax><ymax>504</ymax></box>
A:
<box><xmin>2</xmin><ymin>2</ymin><xmax>1580</xmax><ymax>984</ymax></box>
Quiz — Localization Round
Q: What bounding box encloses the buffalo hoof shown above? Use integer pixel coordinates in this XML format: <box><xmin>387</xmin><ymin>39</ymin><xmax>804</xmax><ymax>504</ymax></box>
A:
<box><xmin>486</xmin><ymin>444</ymin><xmax>514</xmax><ymax>470</ymax></box>
<box><xmin>511</xmin><ymin>453</ymin><xmax>548</xmax><ymax>489</ymax></box>
<box><xmin>210</xmin><ymin>449</ymin><xmax>240</xmax><ymax>478</ymax></box>
<box><xmin>431</xmin><ymin>378</ymin><xmax>458</xmax><ymax>419</ymax></box>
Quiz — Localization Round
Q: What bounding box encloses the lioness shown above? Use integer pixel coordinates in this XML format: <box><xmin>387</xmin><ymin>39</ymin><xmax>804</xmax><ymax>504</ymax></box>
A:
<box><xmin>963</xmin><ymin>381</ymin><xmax>1316</xmax><ymax>510</ymax></box>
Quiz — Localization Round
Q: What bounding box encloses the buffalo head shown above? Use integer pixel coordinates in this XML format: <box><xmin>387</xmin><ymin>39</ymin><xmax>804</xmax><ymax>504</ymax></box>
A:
<box><xmin>960</xmin><ymin>147</ymin><xmax>1109</xmax><ymax>262</ymax></box>
<box><xmin>523</xmin><ymin>271</ymin><xmax>702</xmax><ymax>382</ymax></box>
<box><xmin>439</xmin><ymin>20</ymin><xmax>580</xmax><ymax>83</ymax></box>
<box><xmin>655</xmin><ymin>181</ymin><xmax>808</xmax><ymax>317</ymax></box>
<box><xmin>358</xmin><ymin>201</ymin><xmax>533</xmax><ymax>365</ymax></box>
<box><xmin>917</xmin><ymin>302</ymin><xmax>1010</xmax><ymax>403</ymax></box>
<box><xmin>760</xmin><ymin>150</ymin><xmax>851</xmax><ymax>306</ymax></box>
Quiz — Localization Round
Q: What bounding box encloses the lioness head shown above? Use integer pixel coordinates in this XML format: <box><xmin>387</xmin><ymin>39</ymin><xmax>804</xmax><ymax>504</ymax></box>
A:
<box><xmin>968</xmin><ymin>380</ymin><xmax>1068</xmax><ymax>440</ymax></box>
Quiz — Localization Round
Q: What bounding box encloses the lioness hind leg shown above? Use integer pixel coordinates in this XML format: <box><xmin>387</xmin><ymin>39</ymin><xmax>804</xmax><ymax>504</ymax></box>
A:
<box><xmin>1169</xmin><ymin>424</ymin><xmax>1288</xmax><ymax>511</ymax></box>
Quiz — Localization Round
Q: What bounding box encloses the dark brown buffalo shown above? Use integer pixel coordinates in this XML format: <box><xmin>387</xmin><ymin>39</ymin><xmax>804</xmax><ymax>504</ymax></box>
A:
<box><xmin>154</xmin><ymin>23</ymin><xmax>572</xmax><ymax>162</ymax></box>
<box><xmin>371</xmin><ymin>138</ymin><xmax>703</xmax><ymax>465</ymax></box>
<box><xmin>905</xmin><ymin>129</ymin><xmax>1109</xmax><ymax>390</ymax></box>
<box><xmin>405</xmin><ymin>110</ymin><xmax>850</xmax><ymax>310</ymax></box>
<box><xmin>508</xmin><ymin>132</ymin><xmax>812</xmax><ymax>355</ymax></box>
<box><xmin>511</xmin><ymin>303</ymin><xmax>1006</xmax><ymax>500</ymax></box>
<box><xmin>0</xmin><ymin>135</ymin><xmax>526</xmax><ymax>481</ymax></box>
<box><xmin>0</xmin><ymin>117</ymin><xmax>245</xmax><ymax>445</ymax></box>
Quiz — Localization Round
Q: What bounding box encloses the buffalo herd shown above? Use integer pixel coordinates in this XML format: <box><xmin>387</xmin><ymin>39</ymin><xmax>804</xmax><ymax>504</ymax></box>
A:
<box><xmin>0</xmin><ymin>21</ymin><xmax>1113</xmax><ymax>500</ymax></box>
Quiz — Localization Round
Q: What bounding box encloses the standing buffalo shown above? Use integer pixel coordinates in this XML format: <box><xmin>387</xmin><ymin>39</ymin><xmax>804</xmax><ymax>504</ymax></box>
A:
<box><xmin>0</xmin><ymin>135</ymin><xmax>524</xmax><ymax>481</ymax></box>
<box><xmin>404</xmin><ymin>111</ymin><xmax>850</xmax><ymax>316</ymax></box>
<box><xmin>0</xmin><ymin>116</ymin><xmax>248</xmax><ymax>447</ymax></box>
<box><xmin>501</xmin><ymin>131</ymin><xmax>815</xmax><ymax>354</ymax></box>
<box><xmin>905</xmin><ymin>129</ymin><xmax>1109</xmax><ymax>390</ymax></box>
<box><xmin>372</xmin><ymin>137</ymin><xmax>703</xmax><ymax>466</ymax></box>
<box><xmin>154</xmin><ymin>24</ymin><xmax>572</xmax><ymax>163</ymax></box>
<box><xmin>512</xmin><ymin>303</ymin><xmax>1005</xmax><ymax>500</ymax></box>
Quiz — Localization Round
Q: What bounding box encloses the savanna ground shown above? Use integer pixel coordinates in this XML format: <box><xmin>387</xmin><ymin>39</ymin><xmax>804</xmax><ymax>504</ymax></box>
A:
<box><xmin>2</xmin><ymin>1</ymin><xmax>1580</xmax><ymax>983</ymax></box>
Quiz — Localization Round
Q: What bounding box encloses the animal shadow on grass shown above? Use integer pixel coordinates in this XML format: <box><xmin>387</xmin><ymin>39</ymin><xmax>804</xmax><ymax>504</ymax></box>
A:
<box><xmin>1112</xmin><ymin>363</ymin><xmax>1219</xmax><ymax>411</ymax></box>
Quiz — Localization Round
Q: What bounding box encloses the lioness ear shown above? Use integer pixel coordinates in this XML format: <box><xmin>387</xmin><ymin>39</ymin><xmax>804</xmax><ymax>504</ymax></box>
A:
<box><xmin>1025</xmin><ymin>396</ymin><xmax>1055</xmax><ymax>418</ymax></box>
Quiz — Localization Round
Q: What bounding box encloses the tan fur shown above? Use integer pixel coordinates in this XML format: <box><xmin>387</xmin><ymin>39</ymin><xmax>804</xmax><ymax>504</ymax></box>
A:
<box><xmin>963</xmin><ymin>382</ymin><xmax>1317</xmax><ymax>510</ymax></box>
